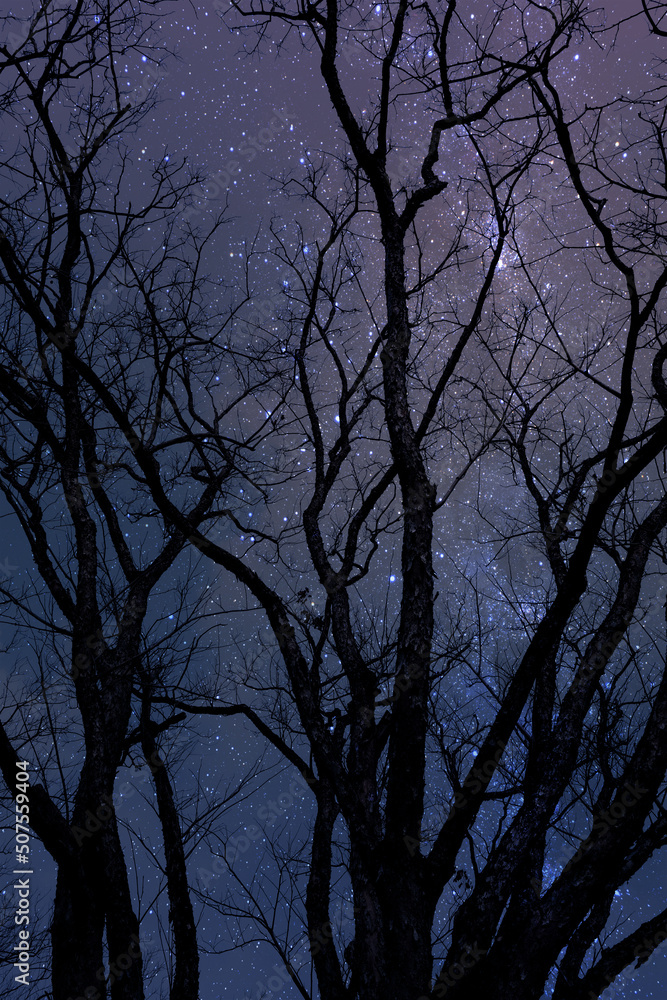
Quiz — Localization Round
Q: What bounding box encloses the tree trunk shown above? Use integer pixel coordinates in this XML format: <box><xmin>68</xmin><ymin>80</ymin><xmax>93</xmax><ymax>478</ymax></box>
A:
<box><xmin>141</xmin><ymin>710</ymin><xmax>198</xmax><ymax>1000</ymax></box>
<box><xmin>51</xmin><ymin>854</ymin><xmax>106</xmax><ymax>1000</ymax></box>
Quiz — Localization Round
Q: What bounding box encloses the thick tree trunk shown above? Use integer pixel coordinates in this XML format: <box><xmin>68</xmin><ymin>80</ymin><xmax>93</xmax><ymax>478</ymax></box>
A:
<box><xmin>52</xmin><ymin>854</ymin><xmax>106</xmax><ymax>1000</ymax></box>
<box><xmin>51</xmin><ymin>810</ymin><xmax>145</xmax><ymax>1000</ymax></box>
<box><xmin>345</xmin><ymin>873</ymin><xmax>433</xmax><ymax>1000</ymax></box>
<box><xmin>102</xmin><ymin>818</ymin><xmax>145</xmax><ymax>1000</ymax></box>
<box><xmin>379</xmin><ymin>864</ymin><xmax>433</xmax><ymax>1000</ymax></box>
<box><xmin>52</xmin><ymin>637</ymin><xmax>145</xmax><ymax>1000</ymax></box>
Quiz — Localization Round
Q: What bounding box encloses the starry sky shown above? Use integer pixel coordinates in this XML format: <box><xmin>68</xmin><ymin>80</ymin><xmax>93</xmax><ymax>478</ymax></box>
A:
<box><xmin>4</xmin><ymin>1</ymin><xmax>667</xmax><ymax>998</ymax></box>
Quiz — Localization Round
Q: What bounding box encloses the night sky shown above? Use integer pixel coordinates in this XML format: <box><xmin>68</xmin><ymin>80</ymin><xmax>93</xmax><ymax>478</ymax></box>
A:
<box><xmin>3</xmin><ymin>1</ymin><xmax>667</xmax><ymax>998</ymax></box>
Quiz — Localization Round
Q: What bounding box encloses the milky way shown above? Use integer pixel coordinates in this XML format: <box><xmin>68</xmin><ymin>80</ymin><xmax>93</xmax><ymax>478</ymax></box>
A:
<box><xmin>3</xmin><ymin>1</ymin><xmax>667</xmax><ymax>998</ymax></box>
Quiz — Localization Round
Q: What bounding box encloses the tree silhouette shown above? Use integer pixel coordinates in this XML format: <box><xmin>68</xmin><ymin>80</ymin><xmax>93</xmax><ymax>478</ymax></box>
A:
<box><xmin>5</xmin><ymin>2</ymin><xmax>667</xmax><ymax>1000</ymax></box>
<box><xmin>0</xmin><ymin>3</ymin><xmax>260</xmax><ymax>998</ymax></box>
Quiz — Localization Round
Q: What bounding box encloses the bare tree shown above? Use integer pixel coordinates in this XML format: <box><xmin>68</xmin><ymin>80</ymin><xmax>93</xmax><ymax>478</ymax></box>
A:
<box><xmin>8</xmin><ymin>2</ymin><xmax>667</xmax><ymax>1000</ymax></box>
<box><xmin>0</xmin><ymin>4</ymin><xmax>266</xmax><ymax>998</ymax></box>
<box><xmin>105</xmin><ymin>3</ymin><xmax>667</xmax><ymax>999</ymax></box>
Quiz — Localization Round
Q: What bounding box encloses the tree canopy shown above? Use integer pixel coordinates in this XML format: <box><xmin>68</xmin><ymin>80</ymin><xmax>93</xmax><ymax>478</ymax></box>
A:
<box><xmin>3</xmin><ymin>2</ymin><xmax>667</xmax><ymax>999</ymax></box>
